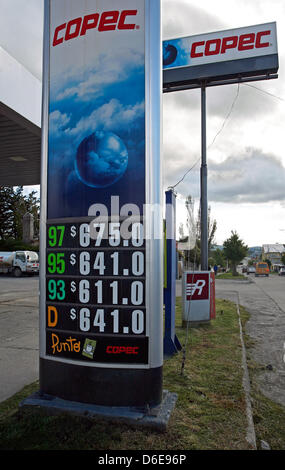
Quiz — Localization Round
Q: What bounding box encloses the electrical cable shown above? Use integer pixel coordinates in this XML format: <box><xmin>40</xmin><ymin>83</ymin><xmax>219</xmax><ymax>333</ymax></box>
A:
<box><xmin>243</xmin><ymin>83</ymin><xmax>285</xmax><ymax>102</ymax></box>
<box><xmin>207</xmin><ymin>83</ymin><xmax>240</xmax><ymax>149</ymax></box>
<box><xmin>169</xmin><ymin>81</ymin><xmax>285</xmax><ymax>192</ymax></box>
<box><xmin>168</xmin><ymin>157</ymin><xmax>200</xmax><ymax>190</ymax></box>
<box><xmin>180</xmin><ymin>199</ymin><xmax>199</xmax><ymax>375</ymax></box>
<box><xmin>180</xmin><ymin>267</ymin><xmax>195</xmax><ymax>376</ymax></box>
<box><xmin>169</xmin><ymin>83</ymin><xmax>240</xmax><ymax>191</ymax></box>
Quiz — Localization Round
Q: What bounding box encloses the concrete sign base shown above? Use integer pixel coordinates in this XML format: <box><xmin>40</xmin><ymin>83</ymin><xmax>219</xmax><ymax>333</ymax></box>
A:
<box><xmin>19</xmin><ymin>389</ymin><xmax>177</xmax><ymax>433</ymax></box>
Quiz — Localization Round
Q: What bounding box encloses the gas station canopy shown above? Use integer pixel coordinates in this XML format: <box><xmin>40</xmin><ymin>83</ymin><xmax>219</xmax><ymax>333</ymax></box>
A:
<box><xmin>0</xmin><ymin>101</ymin><xmax>41</xmax><ymax>186</ymax></box>
<box><xmin>0</xmin><ymin>46</ymin><xmax>41</xmax><ymax>186</ymax></box>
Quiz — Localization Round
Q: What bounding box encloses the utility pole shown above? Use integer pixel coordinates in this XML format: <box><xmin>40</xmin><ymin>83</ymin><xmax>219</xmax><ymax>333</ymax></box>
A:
<box><xmin>200</xmin><ymin>85</ymin><xmax>208</xmax><ymax>270</ymax></box>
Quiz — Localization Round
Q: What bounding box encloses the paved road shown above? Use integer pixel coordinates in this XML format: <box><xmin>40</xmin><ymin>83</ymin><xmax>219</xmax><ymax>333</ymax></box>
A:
<box><xmin>0</xmin><ymin>275</ymin><xmax>39</xmax><ymax>403</ymax></box>
<box><xmin>215</xmin><ymin>274</ymin><xmax>285</xmax><ymax>407</ymax></box>
<box><xmin>252</xmin><ymin>273</ymin><xmax>285</xmax><ymax>313</ymax></box>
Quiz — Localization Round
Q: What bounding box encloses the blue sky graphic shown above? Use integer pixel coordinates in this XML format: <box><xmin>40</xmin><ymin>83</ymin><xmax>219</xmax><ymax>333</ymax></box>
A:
<box><xmin>47</xmin><ymin>50</ymin><xmax>145</xmax><ymax>219</ymax></box>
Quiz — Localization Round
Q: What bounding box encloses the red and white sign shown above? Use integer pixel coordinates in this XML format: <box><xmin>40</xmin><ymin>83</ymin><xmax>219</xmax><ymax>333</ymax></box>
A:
<box><xmin>186</xmin><ymin>273</ymin><xmax>209</xmax><ymax>300</ymax></box>
<box><xmin>189</xmin><ymin>26</ymin><xmax>276</xmax><ymax>63</ymax></box>
<box><xmin>163</xmin><ymin>22</ymin><xmax>277</xmax><ymax>69</ymax></box>
<box><xmin>183</xmin><ymin>271</ymin><xmax>215</xmax><ymax>323</ymax></box>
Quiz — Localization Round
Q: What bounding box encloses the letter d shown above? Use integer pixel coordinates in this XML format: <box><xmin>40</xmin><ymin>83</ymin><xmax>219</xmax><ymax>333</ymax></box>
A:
<box><xmin>48</xmin><ymin>306</ymin><xmax>58</xmax><ymax>327</ymax></box>
<box><xmin>143</xmin><ymin>455</ymin><xmax>151</xmax><ymax>464</ymax></box>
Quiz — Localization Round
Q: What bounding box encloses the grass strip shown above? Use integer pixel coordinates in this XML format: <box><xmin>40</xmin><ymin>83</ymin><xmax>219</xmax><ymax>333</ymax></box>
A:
<box><xmin>216</xmin><ymin>272</ymin><xmax>247</xmax><ymax>280</ymax></box>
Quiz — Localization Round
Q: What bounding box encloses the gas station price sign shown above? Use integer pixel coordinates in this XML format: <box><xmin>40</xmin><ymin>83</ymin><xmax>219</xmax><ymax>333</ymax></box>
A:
<box><xmin>39</xmin><ymin>0</ymin><xmax>162</xmax><ymax>407</ymax></box>
<box><xmin>45</xmin><ymin>219</ymin><xmax>147</xmax><ymax>364</ymax></box>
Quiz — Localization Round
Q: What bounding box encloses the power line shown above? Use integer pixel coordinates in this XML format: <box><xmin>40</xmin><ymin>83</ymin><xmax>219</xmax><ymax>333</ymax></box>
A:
<box><xmin>169</xmin><ymin>83</ymin><xmax>240</xmax><ymax>190</ymax></box>
<box><xmin>180</xmin><ymin>199</ymin><xmax>200</xmax><ymax>376</ymax></box>
<box><xmin>207</xmin><ymin>83</ymin><xmax>240</xmax><ymax>149</ymax></box>
<box><xmin>168</xmin><ymin>157</ymin><xmax>200</xmax><ymax>190</ymax></box>
<box><xmin>168</xmin><ymin>81</ymin><xmax>284</xmax><ymax>191</ymax></box>
<box><xmin>243</xmin><ymin>83</ymin><xmax>285</xmax><ymax>102</ymax></box>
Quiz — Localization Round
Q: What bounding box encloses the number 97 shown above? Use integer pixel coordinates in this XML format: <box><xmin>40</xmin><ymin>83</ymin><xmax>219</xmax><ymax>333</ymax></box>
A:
<box><xmin>48</xmin><ymin>226</ymin><xmax>65</xmax><ymax>247</ymax></box>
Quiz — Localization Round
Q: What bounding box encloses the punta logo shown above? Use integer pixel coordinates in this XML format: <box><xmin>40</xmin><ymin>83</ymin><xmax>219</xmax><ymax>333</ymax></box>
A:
<box><xmin>53</xmin><ymin>10</ymin><xmax>138</xmax><ymax>47</ymax></box>
<box><xmin>191</xmin><ymin>30</ymin><xmax>271</xmax><ymax>58</ymax></box>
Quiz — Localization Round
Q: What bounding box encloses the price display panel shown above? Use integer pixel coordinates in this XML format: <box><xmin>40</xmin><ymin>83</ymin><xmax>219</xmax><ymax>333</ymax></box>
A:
<box><xmin>45</xmin><ymin>220</ymin><xmax>148</xmax><ymax>364</ymax></box>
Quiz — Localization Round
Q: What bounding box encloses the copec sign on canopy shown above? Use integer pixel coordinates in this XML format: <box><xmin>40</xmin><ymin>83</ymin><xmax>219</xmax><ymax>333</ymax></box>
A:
<box><xmin>163</xmin><ymin>22</ymin><xmax>278</xmax><ymax>89</ymax></box>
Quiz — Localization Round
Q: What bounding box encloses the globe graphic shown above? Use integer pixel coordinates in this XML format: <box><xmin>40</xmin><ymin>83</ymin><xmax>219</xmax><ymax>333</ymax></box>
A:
<box><xmin>75</xmin><ymin>130</ymin><xmax>128</xmax><ymax>188</ymax></box>
<box><xmin>163</xmin><ymin>43</ymin><xmax>178</xmax><ymax>66</ymax></box>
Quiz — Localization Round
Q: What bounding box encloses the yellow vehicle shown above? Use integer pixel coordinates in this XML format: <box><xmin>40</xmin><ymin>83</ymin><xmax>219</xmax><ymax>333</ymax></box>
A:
<box><xmin>255</xmin><ymin>262</ymin><xmax>270</xmax><ymax>277</ymax></box>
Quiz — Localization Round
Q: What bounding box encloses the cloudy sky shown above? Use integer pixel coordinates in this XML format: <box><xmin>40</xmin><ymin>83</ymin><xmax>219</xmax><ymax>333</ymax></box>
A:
<box><xmin>0</xmin><ymin>0</ymin><xmax>284</xmax><ymax>246</ymax></box>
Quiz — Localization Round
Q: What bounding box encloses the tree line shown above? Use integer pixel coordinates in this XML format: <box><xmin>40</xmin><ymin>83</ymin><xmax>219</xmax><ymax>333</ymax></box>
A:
<box><xmin>0</xmin><ymin>186</ymin><xmax>40</xmax><ymax>242</ymax></box>
<box><xmin>178</xmin><ymin>195</ymin><xmax>248</xmax><ymax>275</ymax></box>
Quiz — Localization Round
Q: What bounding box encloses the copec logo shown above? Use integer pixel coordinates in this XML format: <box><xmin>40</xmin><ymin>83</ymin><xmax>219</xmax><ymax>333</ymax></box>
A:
<box><xmin>191</xmin><ymin>29</ymin><xmax>271</xmax><ymax>58</ymax></box>
<box><xmin>53</xmin><ymin>10</ymin><xmax>138</xmax><ymax>47</ymax></box>
<box><xmin>106</xmin><ymin>345</ymin><xmax>139</xmax><ymax>355</ymax></box>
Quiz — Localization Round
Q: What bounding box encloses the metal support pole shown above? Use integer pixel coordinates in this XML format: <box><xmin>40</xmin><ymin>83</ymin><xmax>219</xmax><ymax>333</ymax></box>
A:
<box><xmin>200</xmin><ymin>85</ymin><xmax>208</xmax><ymax>270</ymax></box>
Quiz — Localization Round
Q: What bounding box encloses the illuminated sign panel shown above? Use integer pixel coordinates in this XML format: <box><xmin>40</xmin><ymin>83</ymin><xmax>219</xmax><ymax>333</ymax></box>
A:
<box><xmin>45</xmin><ymin>222</ymin><xmax>147</xmax><ymax>364</ymax></box>
<box><xmin>40</xmin><ymin>0</ymin><xmax>162</xmax><ymax>407</ymax></box>
<box><xmin>163</xmin><ymin>22</ymin><xmax>278</xmax><ymax>89</ymax></box>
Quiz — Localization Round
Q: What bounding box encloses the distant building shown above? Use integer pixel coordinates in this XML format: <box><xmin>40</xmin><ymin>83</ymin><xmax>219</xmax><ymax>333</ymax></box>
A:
<box><xmin>262</xmin><ymin>244</ymin><xmax>285</xmax><ymax>268</ymax></box>
<box><xmin>242</xmin><ymin>256</ymin><xmax>251</xmax><ymax>266</ymax></box>
<box><xmin>177</xmin><ymin>237</ymin><xmax>192</xmax><ymax>252</ymax></box>
<box><xmin>211</xmin><ymin>244</ymin><xmax>224</xmax><ymax>251</ymax></box>
<box><xmin>248</xmin><ymin>246</ymin><xmax>262</xmax><ymax>259</ymax></box>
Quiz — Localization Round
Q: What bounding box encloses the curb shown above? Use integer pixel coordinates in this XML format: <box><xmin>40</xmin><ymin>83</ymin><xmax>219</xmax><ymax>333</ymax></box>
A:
<box><xmin>216</xmin><ymin>278</ymin><xmax>253</xmax><ymax>284</ymax></box>
<box><xmin>235</xmin><ymin>292</ymin><xmax>257</xmax><ymax>450</ymax></box>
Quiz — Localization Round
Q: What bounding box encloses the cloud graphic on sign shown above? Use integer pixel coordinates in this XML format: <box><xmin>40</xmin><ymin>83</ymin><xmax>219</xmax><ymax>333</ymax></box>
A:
<box><xmin>49</xmin><ymin>110</ymin><xmax>71</xmax><ymax>137</ymax></box>
<box><xmin>47</xmin><ymin>46</ymin><xmax>146</xmax><ymax>217</ymax></box>
<box><xmin>53</xmin><ymin>48</ymin><xmax>144</xmax><ymax>103</ymax></box>
<box><xmin>65</xmin><ymin>99</ymin><xmax>144</xmax><ymax>141</ymax></box>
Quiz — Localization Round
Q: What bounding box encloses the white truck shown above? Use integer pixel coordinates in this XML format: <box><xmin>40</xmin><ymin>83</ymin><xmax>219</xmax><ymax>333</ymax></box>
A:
<box><xmin>0</xmin><ymin>251</ymin><xmax>39</xmax><ymax>277</ymax></box>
